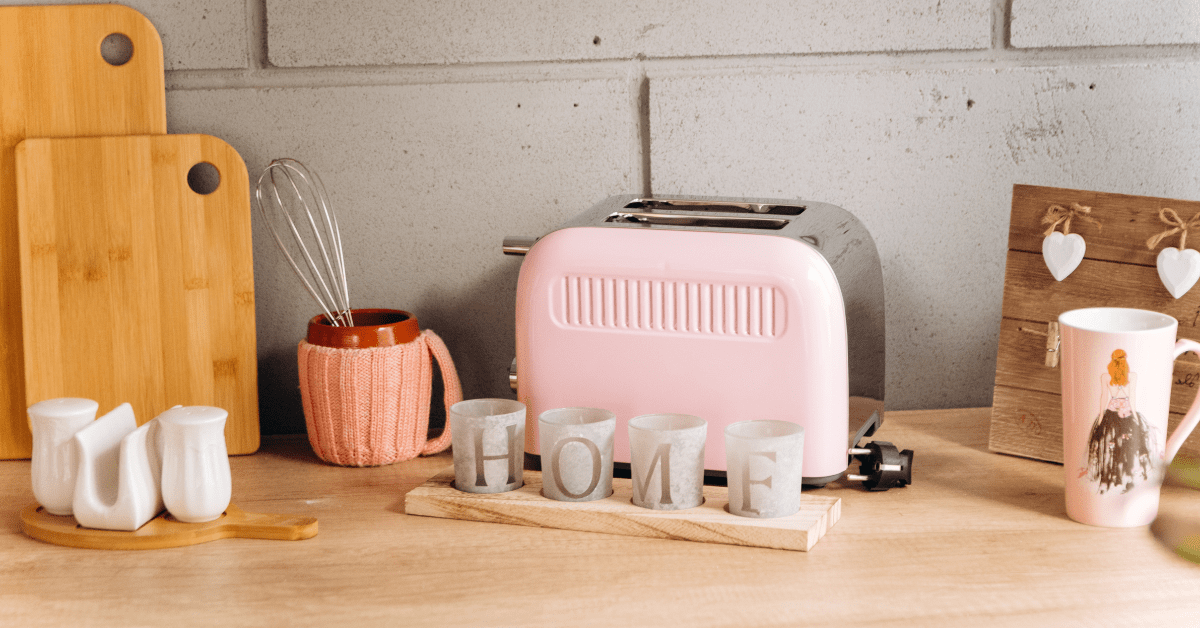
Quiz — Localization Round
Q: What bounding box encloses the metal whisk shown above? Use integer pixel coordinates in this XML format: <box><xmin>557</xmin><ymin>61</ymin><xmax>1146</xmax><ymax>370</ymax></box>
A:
<box><xmin>255</xmin><ymin>158</ymin><xmax>354</xmax><ymax>327</ymax></box>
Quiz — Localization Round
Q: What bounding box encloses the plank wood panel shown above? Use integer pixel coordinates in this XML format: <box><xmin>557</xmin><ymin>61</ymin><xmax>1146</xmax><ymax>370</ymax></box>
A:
<box><xmin>0</xmin><ymin>4</ymin><xmax>166</xmax><ymax>459</ymax></box>
<box><xmin>1000</xmin><ymin>251</ymin><xmax>1200</xmax><ymax>325</ymax></box>
<box><xmin>989</xmin><ymin>386</ymin><xmax>1067</xmax><ymax>462</ymax></box>
<box><xmin>995</xmin><ymin>317</ymin><xmax>1200</xmax><ymax>412</ymax></box>
<box><xmin>992</xmin><ymin>185</ymin><xmax>1200</xmax><ymax>462</ymax></box>
<box><xmin>996</xmin><ymin>317</ymin><xmax>1061</xmax><ymax>396</ymax></box>
<box><xmin>406</xmin><ymin>468</ymin><xmax>840</xmax><ymax>551</ymax></box>
<box><xmin>1007</xmin><ymin>184</ymin><xmax>1200</xmax><ymax>266</ymax></box>
<box><xmin>990</xmin><ymin>385</ymin><xmax>1200</xmax><ymax>464</ymax></box>
<box><xmin>14</xmin><ymin>135</ymin><xmax>259</xmax><ymax>454</ymax></box>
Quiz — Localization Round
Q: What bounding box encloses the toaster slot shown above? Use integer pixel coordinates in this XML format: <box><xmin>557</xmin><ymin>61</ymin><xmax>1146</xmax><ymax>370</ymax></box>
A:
<box><xmin>623</xmin><ymin>198</ymin><xmax>805</xmax><ymax>216</ymax></box>
<box><xmin>606</xmin><ymin>211</ymin><xmax>790</xmax><ymax>230</ymax></box>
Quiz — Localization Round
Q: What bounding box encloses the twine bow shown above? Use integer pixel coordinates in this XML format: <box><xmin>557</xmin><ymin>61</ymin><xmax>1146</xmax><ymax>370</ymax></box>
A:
<box><xmin>1042</xmin><ymin>202</ymin><xmax>1101</xmax><ymax>236</ymax></box>
<box><xmin>1146</xmin><ymin>207</ymin><xmax>1200</xmax><ymax>251</ymax></box>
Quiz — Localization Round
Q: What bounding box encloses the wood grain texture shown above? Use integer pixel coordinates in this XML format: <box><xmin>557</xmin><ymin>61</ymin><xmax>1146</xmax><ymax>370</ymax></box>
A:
<box><xmin>992</xmin><ymin>385</ymin><xmax>1200</xmax><ymax>464</ymax></box>
<box><xmin>4</xmin><ymin>411</ymin><xmax>1200</xmax><ymax>626</ymax></box>
<box><xmin>999</xmin><ymin>251</ymin><xmax>1200</xmax><ymax>323</ymax></box>
<box><xmin>1007</xmin><ymin>184</ymin><xmax>1200</xmax><ymax>266</ymax></box>
<box><xmin>21</xmin><ymin>503</ymin><xmax>317</xmax><ymax>550</ymax></box>
<box><xmin>995</xmin><ymin>317</ymin><xmax>1200</xmax><ymax>411</ymax></box>
<box><xmin>406</xmin><ymin>469</ymin><xmax>840</xmax><ymax>552</ymax></box>
<box><xmin>991</xmin><ymin>185</ymin><xmax>1200</xmax><ymax>463</ymax></box>
<box><xmin>14</xmin><ymin>135</ymin><xmax>259</xmax><ymax>454</ymax></box>
<box><xmin>0</xmin><ymin>4</ymin><xmax>166</xmax><ymax>459</ymax></box>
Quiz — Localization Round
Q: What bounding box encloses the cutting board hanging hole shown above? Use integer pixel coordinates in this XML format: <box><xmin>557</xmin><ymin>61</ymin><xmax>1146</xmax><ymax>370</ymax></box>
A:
<box><xmin>187</xmin><ymin>162</ymin><xmax>221</xmax><ymax>195</ymax></box>
<box><xmin>100</xmin><ymin>33</ymin><xmax>133</xmax><ymax>66</ymax></box>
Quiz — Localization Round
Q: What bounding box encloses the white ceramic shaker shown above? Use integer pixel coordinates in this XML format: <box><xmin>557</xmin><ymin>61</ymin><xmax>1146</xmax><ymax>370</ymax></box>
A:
<box><xmin>29</xmin><ymin>398</ymin><xmax>99</xmax><ymax>515</ymax></box>
<box><xmin>158</xmin><ymin>406</ymin><xmax>231</xmax><ymax>523</ymax></box>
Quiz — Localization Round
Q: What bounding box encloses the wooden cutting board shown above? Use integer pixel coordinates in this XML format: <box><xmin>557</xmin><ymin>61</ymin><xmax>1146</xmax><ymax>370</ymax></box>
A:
<box><xmin>15</xmin><ymin>134</ymin><xmax>259</xmax><ymax>455</ymax></box>
<box><xmin>0</xmin><ymin>4</ymin><xmax>167</xmax><ymax>458</ymax></box>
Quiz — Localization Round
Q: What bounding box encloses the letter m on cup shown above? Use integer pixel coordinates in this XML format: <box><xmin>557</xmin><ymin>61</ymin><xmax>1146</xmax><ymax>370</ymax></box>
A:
<box><xmin>634</xmin><ymin>443</ymin><xmax>673</xmax><ymax>505</ymax></box>
<box><xmin>474</xmin><ymin>424</ymin><xmax>521</xmax><ymax>487</ymax></box>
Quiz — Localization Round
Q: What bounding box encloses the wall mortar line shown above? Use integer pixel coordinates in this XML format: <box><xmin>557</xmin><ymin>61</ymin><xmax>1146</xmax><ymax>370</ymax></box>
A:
<box><xmin>995</xmin><ymin>0</ymin><xmax>1012</xmax><ymax>51</ymax></box>
<box><xmin>632</xmin><ymin>59</ymin><xmax>652</xmax><ymax>196</ymax></box>
<box><xmin>249</xmin><ymin>0</ymin><xmax>268</xmax><ymax>70</ymax></box>
<box><xmin>165</xmin><ymin>47</ymin><xmax>1200</xmax><ymax>92</ymax></box>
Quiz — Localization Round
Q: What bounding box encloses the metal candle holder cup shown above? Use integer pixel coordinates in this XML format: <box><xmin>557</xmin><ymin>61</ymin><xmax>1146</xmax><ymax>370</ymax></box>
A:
<box><xmin>724</xmin><ymin>420</ymin><xmax>805</xmax><ymax>518</ymax></box>
<box><xmin>450</xmin><ymin>399</ymin><xmax>526</xmax><ymax>493</ymax></box>
<box><xmin>628</xmin><ymin>413</ymin><xmax>707</xmax><ymax>510</ymax></box>
<box><xmin>538</xmin><ymin>408</ymin><xmax>616</xmax><ymax>502</ymax></box>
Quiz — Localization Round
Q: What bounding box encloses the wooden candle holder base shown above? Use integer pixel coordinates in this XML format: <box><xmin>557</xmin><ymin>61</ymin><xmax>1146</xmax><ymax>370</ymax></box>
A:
<box><xmin>405</xmin><ymin>468</ymin><xmax>840</xmax><ymax>551</ymax></box>
<box><xmin>21</xmin><ymin>504</ymin><xmax>318</xmax><ymax>550</ymax></box>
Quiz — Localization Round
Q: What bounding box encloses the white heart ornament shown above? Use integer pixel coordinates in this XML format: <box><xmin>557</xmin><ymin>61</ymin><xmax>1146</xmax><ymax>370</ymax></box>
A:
<box><xmin>1156</xmin><ymin>247</ymin><xmax>1200</xmax><ymax>299</ymax></box>
<box><xmin>1042</xmin><ymin>232</ymin><xmax>1086</xmax><ymax>281</ymax></box>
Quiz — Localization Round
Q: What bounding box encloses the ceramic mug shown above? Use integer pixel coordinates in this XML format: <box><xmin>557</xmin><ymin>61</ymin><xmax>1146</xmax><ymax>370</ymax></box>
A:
<box><xmin>298</xmin><ymin>308</ymin><xmax>461</xmax><ymax>466</ymax></box>
<box><xmin>1059</xmin><ymin>307</ymin><xmax>1200</xmax><ymax>527</ymax></box>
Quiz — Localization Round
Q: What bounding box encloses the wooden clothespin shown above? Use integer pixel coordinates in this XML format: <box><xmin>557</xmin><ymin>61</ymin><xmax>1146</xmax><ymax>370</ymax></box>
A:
<box><xmin>1020</xmin><ymin>322</ymin><xmax>1061</xmax><ymax>368</ymax></box>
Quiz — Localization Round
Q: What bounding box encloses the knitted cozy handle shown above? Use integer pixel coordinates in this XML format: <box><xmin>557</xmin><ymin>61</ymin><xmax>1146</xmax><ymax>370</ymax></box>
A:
<box><xmin>420</xmin><ymin>330</ymin><xmax>460</xmax><ymax>456</ymax></box>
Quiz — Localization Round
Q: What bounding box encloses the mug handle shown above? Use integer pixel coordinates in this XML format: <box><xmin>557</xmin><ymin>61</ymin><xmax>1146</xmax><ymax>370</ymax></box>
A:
<box><xmin>419</xmin><ymin>330</ymin><xmax>462</xmax><ymax>456</ymax></box>
<box><xmin>1165</xmin><ymin>339</ymin><xmax>1200</xmax><ymax>464</ymax></box>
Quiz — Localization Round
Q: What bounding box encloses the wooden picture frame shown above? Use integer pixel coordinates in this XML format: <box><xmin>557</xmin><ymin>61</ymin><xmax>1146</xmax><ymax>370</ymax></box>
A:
<box><xmin>989</xmin><ymin>184</ymin><xmax>1200</xmax><ymax>463</ymax></box>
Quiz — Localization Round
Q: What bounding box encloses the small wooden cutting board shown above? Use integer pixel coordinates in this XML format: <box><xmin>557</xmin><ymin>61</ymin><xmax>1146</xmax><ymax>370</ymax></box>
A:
<box><xmin>15</xmin><ymin>134</ymin><xmax>259</xmax><ymax>454</ymax></box>
<box><xmin>0</xmin><ymin>4</ymin><xmax>167</xmax><ymax>458</ymax></box>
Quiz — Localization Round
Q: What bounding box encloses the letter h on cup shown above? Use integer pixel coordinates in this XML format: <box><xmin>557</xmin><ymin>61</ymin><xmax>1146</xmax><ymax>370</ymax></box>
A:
<box><xmin>474</xmin><ymin>422</ymin><xmax>521</xmax><ymax>488</ymax></box>
<box><xmin>450</xmin><ymin>399</ymin><xmax>526</xmax><ymax>494</ymax></box>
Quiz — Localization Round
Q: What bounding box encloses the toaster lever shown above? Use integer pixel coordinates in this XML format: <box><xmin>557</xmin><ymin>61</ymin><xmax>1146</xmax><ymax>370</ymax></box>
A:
<box><xmin>502</xmin><ymin>236</ymin><xmax>538</xmax><ymax>256</ymax></box>
<box><xmin>623</xmin><ymin>198</ymin><xmax>806</xmax><ymax>215</ymax></box>
<box><xmin>847</xmin><ymin>441</ymin><xmax>913</xmax><ymax>491</ymax></box>
<box><xmin>607</xmin><ymin>211</ymin><xmax>790</xmax><ymax>230</ymax></box>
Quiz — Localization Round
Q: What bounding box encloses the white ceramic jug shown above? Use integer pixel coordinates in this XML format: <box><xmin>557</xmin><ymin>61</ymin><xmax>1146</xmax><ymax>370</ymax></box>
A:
<box><xmin>158</xmin><ymin>406</ymin><xmax>231</xmax><ymax>523</ymax></box>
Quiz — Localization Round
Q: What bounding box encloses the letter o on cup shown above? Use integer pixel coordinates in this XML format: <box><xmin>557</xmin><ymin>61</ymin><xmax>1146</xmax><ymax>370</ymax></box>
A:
<box><xmin>539</xmin><ymin>408</ymin><xmax>616</xmax><ymax>502</ymax></box>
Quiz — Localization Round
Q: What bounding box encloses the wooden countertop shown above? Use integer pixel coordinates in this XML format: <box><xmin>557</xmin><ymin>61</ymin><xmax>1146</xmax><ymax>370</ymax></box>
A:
<box><xmin>3</xmin><ymin>407</ymin><xmax>1200</xmax><ymax>626</ymax></box>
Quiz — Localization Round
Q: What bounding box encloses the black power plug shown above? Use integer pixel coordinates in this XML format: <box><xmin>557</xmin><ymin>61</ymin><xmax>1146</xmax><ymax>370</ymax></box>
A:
<box><xmin>847</xmin><ymin>441</ymin><xmax>913</xmax><ymax>491</ymax></box>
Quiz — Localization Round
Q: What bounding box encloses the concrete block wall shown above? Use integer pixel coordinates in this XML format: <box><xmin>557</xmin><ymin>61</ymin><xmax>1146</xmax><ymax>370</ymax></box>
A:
<box><xmin>11</xmin><ymin>1</ymin><xmax>1200</xmax><ymax>433</ymax></box>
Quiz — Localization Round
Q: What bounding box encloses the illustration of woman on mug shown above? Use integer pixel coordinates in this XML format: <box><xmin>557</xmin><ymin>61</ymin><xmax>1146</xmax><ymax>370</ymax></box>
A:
<box><xmin>1086</xmin><ymin>349</ymin><xmax>1158</xmax><ymax>493</ymax></box>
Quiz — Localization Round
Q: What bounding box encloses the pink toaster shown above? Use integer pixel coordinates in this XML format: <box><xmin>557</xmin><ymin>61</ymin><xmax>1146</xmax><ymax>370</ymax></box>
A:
<box><xmin>506</xmin><ymin>195</ymin><xmax>890</xmax><ymax>486</ymax></box>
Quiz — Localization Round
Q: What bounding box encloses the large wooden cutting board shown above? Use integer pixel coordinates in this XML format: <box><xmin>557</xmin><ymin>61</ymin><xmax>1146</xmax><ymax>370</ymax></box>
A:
<box><xmin>0</xmin><ymin>4</ymin><xmax>167</xmax><ymax>458</ymax></box>
<box><xmin>15</xmin><ymin>135</ymin><xmax>259</xmax><ymax>454</ymax></box>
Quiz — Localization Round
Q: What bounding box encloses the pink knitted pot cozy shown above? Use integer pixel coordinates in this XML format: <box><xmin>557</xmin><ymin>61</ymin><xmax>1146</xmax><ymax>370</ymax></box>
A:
<box><xmin>297</xmin><ymin>329</ymin><xmax>461</xmax><ymax>466</ymax></box>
